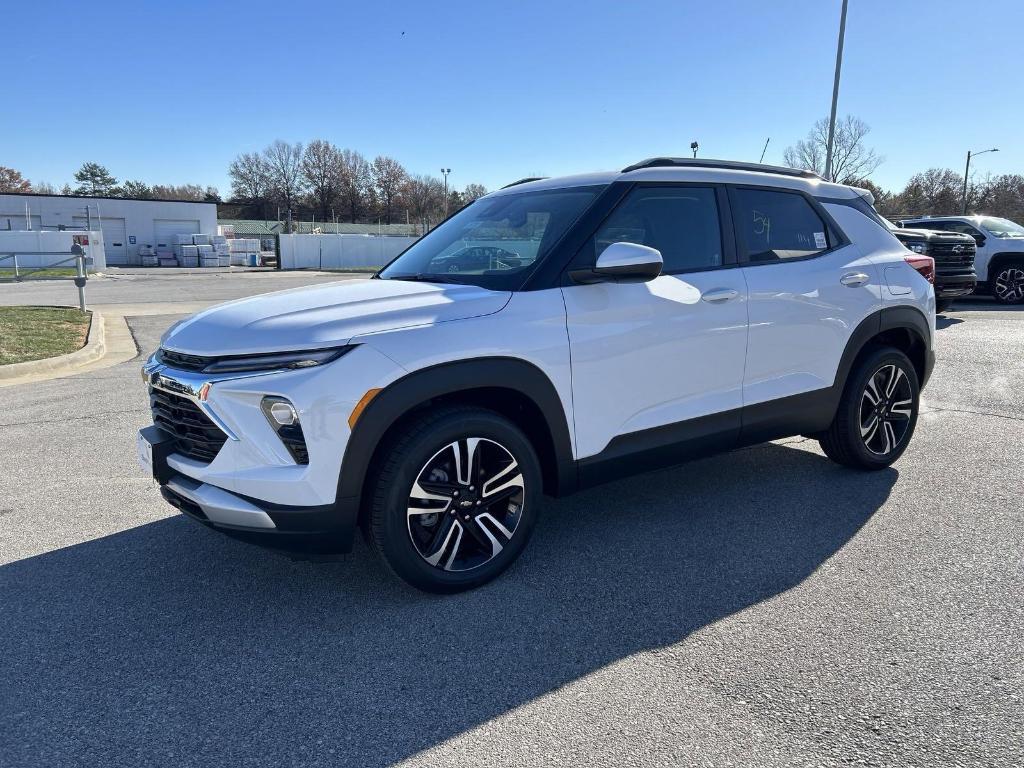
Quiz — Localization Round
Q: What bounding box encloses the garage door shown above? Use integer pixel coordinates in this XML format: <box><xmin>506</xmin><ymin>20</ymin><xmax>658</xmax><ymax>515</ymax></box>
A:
<box><xmin>154</xmin><ymin>219</ymin><xmax>200</xmax><ymax>251</ymax></box>
<box><xmin>74</xmin><ymin>216</ymin><xmax>128</xmax><ymax>265</ymax></box>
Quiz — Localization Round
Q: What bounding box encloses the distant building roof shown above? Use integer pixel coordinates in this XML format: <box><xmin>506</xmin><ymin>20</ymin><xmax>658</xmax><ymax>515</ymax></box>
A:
<box><xmin>218</xmin><ymin>219</ymin><xmax>417</xmax><ymax>236</ymax></box>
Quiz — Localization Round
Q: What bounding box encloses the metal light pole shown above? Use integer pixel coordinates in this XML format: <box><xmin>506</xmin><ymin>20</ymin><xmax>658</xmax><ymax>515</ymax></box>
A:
<box><xmin>824</xmin><ymin>0</ymin><xmax>849</xmax><ymax>181</ymax></box>
<box><xmin>690</xmin><ymin>141</ymin><xmax>699</xmax><ymax>158</ymax></box>
<box><xmin>441</xmin><ymin>168</ymin><xmax>452</xmax><ymax>217</ymax></box>
<box><xmin>962</xmin><ymin>148</ymin><xmax>998</xmax><ymax>214</ymax></box>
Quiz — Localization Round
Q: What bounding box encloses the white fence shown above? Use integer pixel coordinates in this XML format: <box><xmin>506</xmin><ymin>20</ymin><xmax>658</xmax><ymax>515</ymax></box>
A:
<box><xmin>0</xmin><ymin>230</ymin><xmax>107</xmax><ymax>272</ymax></box>
<box><xmin>278</xmin><ymin>234</ymin><xmax>417</xmax><ymax>270</ymax></box>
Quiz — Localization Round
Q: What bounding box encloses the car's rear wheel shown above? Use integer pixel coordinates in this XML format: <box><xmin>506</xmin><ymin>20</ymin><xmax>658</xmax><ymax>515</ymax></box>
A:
<box><xmin>992</xmin><ymin>261</ymin><xmax>1024</xmax><ymax>304</ymax></box>
<box><xmin>818</xmin><ymin>346</ymin><xmax>920</xmax><ymax>470</ymax></box>
<box><xmin>369</xmin><ymin>406</ymin><xmax>541</xmax><ymax>593</ymax></box>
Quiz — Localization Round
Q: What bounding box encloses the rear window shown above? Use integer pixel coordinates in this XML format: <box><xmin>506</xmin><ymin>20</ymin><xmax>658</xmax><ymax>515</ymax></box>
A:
<box><xmin>733</xmin><ymin>189</ymin><xmax>832</xmax><ymax>262</ymax></box>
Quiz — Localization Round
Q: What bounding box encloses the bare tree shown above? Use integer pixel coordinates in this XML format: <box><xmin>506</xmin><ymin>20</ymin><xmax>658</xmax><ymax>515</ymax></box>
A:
<box><xmin>403</xmin><ymin>174</ymin><xmax>446</xmax><ymax>233</ymax></box>
<box><xmin>783</xmin><ymin>115</ymin><xmax>883</xmax><ymax>183</ymax></box>
<box><xmin>229</xmin><ymin>152</ymin><xmax>271</xmax><ymax>202</ymax></box>
<box><xmin>462</xmin><ymin>183</ymin><xmax>488</xmax><ymax>203</ymax></box>
<box><xmin>262</xmin><ymin>140</ymin><xmax>305</xmax><ymax>228</ymax></box>
<box><xmin>32</xmin><ymin>181</ymin><xmax>58</xmax><ymax>195</ymax></box>
<box><xmin>371</xmin><ymin>156</ymin><xmax>408</xmax><ymax>224</ymax></box>
<box><xmin>337</xmin><ymin>149</ymin><xmax>372</xmax><ymax>222</ymax></box>
<box><xmin>302</xmin><ymin>139</ymin><xmax>343</xmax><ymax>220</ymax></box>
<box><xmin>0</xmin><ymin>166</ymin><xmax>32</xmax><ymax>193</ymax></box>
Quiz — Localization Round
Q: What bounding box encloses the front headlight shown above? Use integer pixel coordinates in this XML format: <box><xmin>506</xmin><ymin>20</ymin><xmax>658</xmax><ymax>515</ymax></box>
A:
<box><xmin>906</xmin><ymin>242</ymin><xmax>929</xmax><ymax>255</ymax></box>
<box><xmin>175</xmin><ymin>345</ymin><xmax>353</xmax><ymax>374</ymax></box>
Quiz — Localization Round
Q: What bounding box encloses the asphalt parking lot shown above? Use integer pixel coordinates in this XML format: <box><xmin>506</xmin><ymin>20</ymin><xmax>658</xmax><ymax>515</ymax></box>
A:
<box><xmin>1</xmin><ymin>283</ymin><xmax>1022</xmax><ymax>767</ymax></box>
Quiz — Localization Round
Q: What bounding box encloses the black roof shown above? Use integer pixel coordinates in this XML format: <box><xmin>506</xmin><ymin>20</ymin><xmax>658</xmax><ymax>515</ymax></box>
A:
<box><xmin>621</xmin><ymin>157</ymin><xmax>822</xmax><ymax>180</ymax></box>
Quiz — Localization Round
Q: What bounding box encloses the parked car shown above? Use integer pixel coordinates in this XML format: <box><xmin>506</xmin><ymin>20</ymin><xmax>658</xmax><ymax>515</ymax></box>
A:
<box><xmin>429</xmin><ymin>245</ymin><xmax>523</xmax><ymax>273</ymax></box>
<box><xmin>900</xmin><ymin>215</ymin><xmax>1024</xmax><ymax>304</ymax></box>
<box><xmin>884</xmin><ymin>218</ymin><xmax>976</xmax><ymax>312</ymax></box>
<box><xmin>138</xmin><ymin>158</ymin><xmax>934</xmax><ymax>593</ymax></box>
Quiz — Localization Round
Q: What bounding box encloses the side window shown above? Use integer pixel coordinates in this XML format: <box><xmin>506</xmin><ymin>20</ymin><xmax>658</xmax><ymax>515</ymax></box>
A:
<box><xmin>589</xmin><ymin>187</ymin><xmax>723</xmax><ymax>273</ymax></box>
<box><xmin>945</xmin><ymin>221</ymin><xmax>983</xmax><ymax>237</ymax></box>
<box><xmin>733</xmin><ymin>188</ymin><xmax>832</xmax><ymax>262</ymax></box>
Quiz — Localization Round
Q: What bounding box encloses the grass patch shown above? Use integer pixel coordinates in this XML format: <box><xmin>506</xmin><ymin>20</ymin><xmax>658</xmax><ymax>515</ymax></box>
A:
<box><xmin>0</xmin><ymin>307</ymin><xmax>91</xmax><ymax>365</ymax></box>
<box><xmin>0</xmin><ymin>268</ymin><xmax>80</xmax><ymax>280</ymax></box>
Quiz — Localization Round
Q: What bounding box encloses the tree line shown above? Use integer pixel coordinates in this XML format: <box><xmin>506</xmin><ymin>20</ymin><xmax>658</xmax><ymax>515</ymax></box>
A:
<box><xmin>0</xmin><ymin>163</ymin><xmax>220</xmax><ymax>203</ymax></box>
<box><xmin>227</xmin><ymin>140</ymin><xmax>487</xmax><ymax>232</ymax></box>
<box><xmin>3</xmin><ymin>117</ymin><xmax>1020</xmax><ymax>227</ymax></box>
<box><xmin>783</xmin><ymin>115</ymin><xmax>1024</xmax><ymax>222</ymax></box>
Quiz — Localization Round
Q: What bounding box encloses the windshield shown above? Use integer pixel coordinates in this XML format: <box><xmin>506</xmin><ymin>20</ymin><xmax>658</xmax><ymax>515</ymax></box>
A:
<box><xmin>378</xmin><ymin>186</ymin><xmax>604</xmax><ymax>289</ymax></box>
<box><xmin>979</xmin><ymin>217</ymin><xmax>1024</xmax><ymax>238</ymax></box>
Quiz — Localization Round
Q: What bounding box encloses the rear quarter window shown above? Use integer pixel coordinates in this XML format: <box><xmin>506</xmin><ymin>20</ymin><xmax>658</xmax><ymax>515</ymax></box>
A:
<box><xmin>733</xmin><ymin>188</ymin><xmax>832</xmax><ymax>262</ymax></box>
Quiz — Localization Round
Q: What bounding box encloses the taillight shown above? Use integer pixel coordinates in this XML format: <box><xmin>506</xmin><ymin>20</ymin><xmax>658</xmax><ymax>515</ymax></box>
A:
<box><xmin>904</xmin><ymin>255</ymin><xmax>935</xmax><ymax>284</ymax></box>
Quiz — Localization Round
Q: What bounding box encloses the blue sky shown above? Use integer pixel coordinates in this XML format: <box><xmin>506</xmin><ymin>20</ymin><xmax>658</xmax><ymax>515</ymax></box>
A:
<box><xmin>5</xmin><ymin>0</ymin><xmax>1021</xmax><ymax>196</ymax></box>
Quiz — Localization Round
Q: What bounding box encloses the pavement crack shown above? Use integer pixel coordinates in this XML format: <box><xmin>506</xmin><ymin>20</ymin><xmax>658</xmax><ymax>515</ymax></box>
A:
<box><xmin>923</xmin><ymin>405</ymin><xmax>1024</xmax><ymax>424</ymax></box>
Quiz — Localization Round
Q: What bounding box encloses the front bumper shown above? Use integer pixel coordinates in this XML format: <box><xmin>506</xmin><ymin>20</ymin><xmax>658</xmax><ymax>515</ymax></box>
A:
<box><xmin>143</xmin><ymin>426</ymin><xmax>357</xmax><ymax>554</ymax></box>
<box><xmin>935</xmin><ymin>272</ymin><xmax>977</xmax><ymax>299</ymax></box>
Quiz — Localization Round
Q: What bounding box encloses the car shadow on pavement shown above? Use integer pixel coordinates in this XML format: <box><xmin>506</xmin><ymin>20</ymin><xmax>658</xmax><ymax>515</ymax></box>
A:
<box><xmin>0</xmin><ymin>442</ymin><xmax>896</xmax><ymax>767</ymax></box>
<box><xmin>936</xmin><ymin>315</ymin><xmax>964</xmax><ymax>329</ymax></box>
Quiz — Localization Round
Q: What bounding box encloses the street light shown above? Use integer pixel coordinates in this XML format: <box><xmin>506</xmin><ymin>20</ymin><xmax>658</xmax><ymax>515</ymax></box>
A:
<box><xmin>690</xmin><ymin>141</ymin><xmax>699</xmax><ymax>158</ymax></box>
<box><xmin>824</xmin><ymin>0</ymin><xmax>850</xmax><ymax>181</ymax></box>
<box><xmin>962</xmin><ymin>148</ymin><xmax>999</xmax><ymax>214</ymax></box>
<box><xmin>441</xmin><ymin>168</ymin><xmax>452</xmax><ymax>217</ymax></box>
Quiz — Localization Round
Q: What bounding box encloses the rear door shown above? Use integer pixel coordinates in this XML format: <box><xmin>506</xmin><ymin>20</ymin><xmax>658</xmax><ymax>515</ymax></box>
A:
<box><xmin>734</xmin><ymin>186</ymin><xmax>881</xmax><ymax>408</ymax></box>
<box><xmin>561</xmin><ymin>184</ymin><xmax>749</xmax><ymax>463</ymax></box>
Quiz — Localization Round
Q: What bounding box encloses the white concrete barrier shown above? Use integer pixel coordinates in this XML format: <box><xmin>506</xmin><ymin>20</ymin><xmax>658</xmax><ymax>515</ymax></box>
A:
<box><xmin>0</xmin><ymin>230</ymin><xmax>106</xmax><ymax>272</ymax></box>
<box><xmin>279</xmin><ymin>234</ymin><xmax>417</xmax><ymax>270</ymax></box>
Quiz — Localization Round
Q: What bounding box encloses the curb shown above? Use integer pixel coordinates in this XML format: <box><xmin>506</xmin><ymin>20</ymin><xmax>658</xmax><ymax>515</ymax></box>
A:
<box><xmin>0</xmin><ymin>310</ymin><xmax>106</xmax><ymax>381</ymax></box>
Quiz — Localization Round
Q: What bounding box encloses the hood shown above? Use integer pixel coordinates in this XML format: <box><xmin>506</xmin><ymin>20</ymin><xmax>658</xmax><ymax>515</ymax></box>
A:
<box><xmin>891</xmin><ymin>227</ymin><xmax>974</xmax><ymax>243</ymax></box>
<box><xmin>161</xmin><ymin>278</ymin><xmax>512</xmax><ymax>356</ymax></box>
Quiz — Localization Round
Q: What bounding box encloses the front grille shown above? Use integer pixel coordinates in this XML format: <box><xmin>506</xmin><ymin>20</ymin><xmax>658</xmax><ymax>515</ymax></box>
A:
<box><xmin>159</xmin><ymin>348</ymin><xmax>213</xmax><ymax>372</ymax></box>
<box><xmin>930</xmin><ymin>241</ymin><xmax>976</xmax><ymax>270</ymax></box>
<box><xmin>150</xmin><ymin>388</ymin><xmax>228</xmax><ymax>463</ymax></box>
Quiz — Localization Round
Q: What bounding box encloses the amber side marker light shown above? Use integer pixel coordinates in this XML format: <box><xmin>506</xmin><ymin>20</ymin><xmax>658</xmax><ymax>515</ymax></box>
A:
<box><xmin>348</xmin><ymin>388</ymin><xmax>382</xmax><ymax>429</ymax></box>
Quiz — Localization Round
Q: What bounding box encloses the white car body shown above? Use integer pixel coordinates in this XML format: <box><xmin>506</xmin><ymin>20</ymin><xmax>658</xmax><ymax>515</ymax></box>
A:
<box><xmin>900</xmin><ymin>214</ymin><xmax>1024</xmax><ymax>286</ymax></box>
<box><xmin>139</xmin><ymin>159</ymin><xmax>935</xmax><ymax>567</ymax></box>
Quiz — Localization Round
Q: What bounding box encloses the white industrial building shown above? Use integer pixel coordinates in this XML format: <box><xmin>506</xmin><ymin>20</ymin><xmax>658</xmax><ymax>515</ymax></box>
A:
<box><xmin>0</xmin><ymin>193</ymin><xmax>217</xmax><ymax>266</ymax></box>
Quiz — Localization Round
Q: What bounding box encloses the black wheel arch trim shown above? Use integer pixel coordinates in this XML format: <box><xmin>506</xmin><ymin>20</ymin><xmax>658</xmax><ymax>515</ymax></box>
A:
<box><xmin>835</xmin><ymin>306</ymin><xmax>932</xmax><ymax>394</ymax></box>
<box><xmin>336</xmin><ymin>357</ymin><xmax>577</xmax><ymax>519</ymax></box>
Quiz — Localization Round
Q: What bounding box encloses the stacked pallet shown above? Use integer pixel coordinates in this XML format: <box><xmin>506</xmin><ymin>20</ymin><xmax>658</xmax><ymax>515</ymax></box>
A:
<box><xmin>213</xmin><ymin>235</ymin><xmax>230</xmax><ymax>267</ymax></box>
<box><xmin>139</xmin><ymin>244</ymin><xmax>158</xmax><ymax>267</ymax></box>
<box><xmin>228</xmin><ymin>238</ymin><xmax>261</xmax><ymax>266</ymax></box>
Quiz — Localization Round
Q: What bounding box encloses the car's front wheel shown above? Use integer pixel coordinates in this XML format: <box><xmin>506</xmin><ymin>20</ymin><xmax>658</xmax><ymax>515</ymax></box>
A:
<box><xmin>992</xmin><ymin>261</ymin><xmax>1024</xmax><ymax>304</ymax></box>
<box><xmin>818</xmin><ymin>346</ymin><xmax>920</xmax><ymax>470</ymax></box>
<box><xmin>369</xmin><ymin>406</ymin><xmax>541</xmax><ymax>593</ymax></box>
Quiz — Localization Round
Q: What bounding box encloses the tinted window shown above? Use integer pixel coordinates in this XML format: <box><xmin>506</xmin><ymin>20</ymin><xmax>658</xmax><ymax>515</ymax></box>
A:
<box><xmin>589</xmin><ymin>187</ymin><xmax>723</xmax><ymax>273</ymax></box>
<box><xmin>733</xmin><ymin>188</ymin><xmax>831</xmax><ymax>262</ymax></box>
<box><xmin>378</xmin><ymin>186</ymin><xmax>602</xmax><ymax>290</ymax></box>
<box><xmin>944</xmin><ymin>221</ymin><xmax>984</xmax><ymax>237</ymax></box>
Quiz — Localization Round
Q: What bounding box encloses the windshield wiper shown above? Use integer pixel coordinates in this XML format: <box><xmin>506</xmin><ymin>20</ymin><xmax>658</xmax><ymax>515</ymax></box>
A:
<box><xmin>383</xmin><ymin>273</ymin><xmax>466</xmax><ymax>284</ymax></box>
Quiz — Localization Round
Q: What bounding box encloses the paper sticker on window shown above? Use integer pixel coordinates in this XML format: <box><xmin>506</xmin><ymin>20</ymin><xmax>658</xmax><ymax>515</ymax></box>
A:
<box><xmin>814</xmin><ymin>231</ymin><xmax>827</xmax><ymax>249</ymax></box>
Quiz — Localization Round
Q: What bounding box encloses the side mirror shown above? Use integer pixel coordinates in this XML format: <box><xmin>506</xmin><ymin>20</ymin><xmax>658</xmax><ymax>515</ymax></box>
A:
<box><xmin>973</xmin><ymin>234</ymin><xmax>986</xmax><ymax>247</ymax></box>
<box><xmin>570</xmin><ymin>241</ymin><xmax>663</xmax><ymax>284</ymax></box>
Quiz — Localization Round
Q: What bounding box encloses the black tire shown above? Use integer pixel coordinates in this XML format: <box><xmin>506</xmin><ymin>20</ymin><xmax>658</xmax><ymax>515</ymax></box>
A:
<box><xmin>991</xmin><ymin>260</ymin><xmax>1024</xmax><ymax>305</ymax></box>
<box><xmin>369</xmin><ymin>406</ymin><xmax>541</xmax><ymax>593</ymax></box>
<box><xmin>818</xmin><ymin>346</ymin><xmax>920</xmax><ymax>470</ymax></box>
<box><xmin>935</xmin><ymin>299</ymin><xmax>954</xmax><ymax>313</ymax></box>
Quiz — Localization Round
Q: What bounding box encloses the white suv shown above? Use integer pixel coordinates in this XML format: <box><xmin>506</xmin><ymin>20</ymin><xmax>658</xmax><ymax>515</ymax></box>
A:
<box><xmin>138</xmin><ymin>159</ymin><xmax>935</xmax><ymax>592</ymax></box>
<box><xmin>899</xmin><ymin>215</ymin><xmax>1024</xmax><ymax>304</ymax></box>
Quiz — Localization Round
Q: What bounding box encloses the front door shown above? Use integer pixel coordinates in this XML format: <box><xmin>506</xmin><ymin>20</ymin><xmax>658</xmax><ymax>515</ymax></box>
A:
<box><xmin>560</xmin><ymin>184</ymin><xmax>749</xmax><ymax>465</ymax></box>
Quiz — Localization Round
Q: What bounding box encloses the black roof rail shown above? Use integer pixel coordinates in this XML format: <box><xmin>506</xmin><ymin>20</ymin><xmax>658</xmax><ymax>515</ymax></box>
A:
<box><xmin>501</xmin><ymin>176</ymin><xmax>548</xmax><ymax>189</ymax></box>
<box><xmin>621</xmin><ymin>157</ymin><xmax>823</xmax><ymax>180</ymax></box>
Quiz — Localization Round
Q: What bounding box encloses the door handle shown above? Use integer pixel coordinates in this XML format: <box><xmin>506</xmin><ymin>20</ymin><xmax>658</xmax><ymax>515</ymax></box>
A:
<box><xmin>701</xmin><ymin>288</ymin><xmax>739</xmax><ymax>303</ymax></box>
<box><xmin>840</xmin><ymin>272</ymin><xmax>870</xmax><ymax>287</ymax></box>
